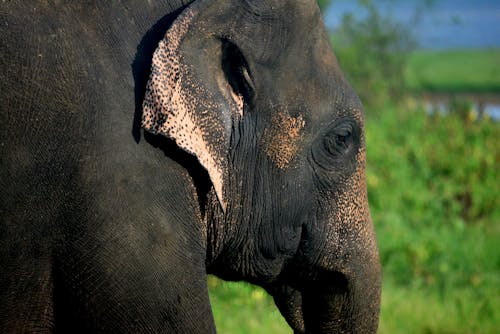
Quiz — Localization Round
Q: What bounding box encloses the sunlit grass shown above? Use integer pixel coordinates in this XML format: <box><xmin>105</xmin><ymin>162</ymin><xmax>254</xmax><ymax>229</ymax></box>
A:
<box><xmin>208</xmin><ymin>276</ymin><xmax>290</xmax><ymax>334</ymax></box>
<box><xmin>405</xmin><ymin>49</ymin><xmax>500</xmax><ymax>92</ymax></box>
<box><xmin>209</xmin><ymin>277</ymin><xmax>499</xmax><ymax>334</ymax></box>
<box><xmin>379</xmin><ymin>281</ymin><xmax>500</xmax><ymax>334</ymax></box>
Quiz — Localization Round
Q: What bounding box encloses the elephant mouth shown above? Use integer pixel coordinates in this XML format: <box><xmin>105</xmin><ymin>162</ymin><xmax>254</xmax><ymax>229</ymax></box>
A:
<box><xmin>269</xmin><ymin>222</ymin><xmax>381</xmax><ymax>333</ymax></box>
<box><xmin>268</xmin><ymin>256</ymin><xmax>351</xmax><ymax>333</ymax></box>
<box><xmin>265</xmin><ymin>222</ymin><xmax>354</xmax><ymax>333</ymax></box>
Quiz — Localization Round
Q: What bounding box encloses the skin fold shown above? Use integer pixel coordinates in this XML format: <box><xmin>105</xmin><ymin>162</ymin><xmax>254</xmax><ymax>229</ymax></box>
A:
<box><xmin>0</xmin><ymin>0</ymin><xmax>380</xmax><ymax>333</ymax></box>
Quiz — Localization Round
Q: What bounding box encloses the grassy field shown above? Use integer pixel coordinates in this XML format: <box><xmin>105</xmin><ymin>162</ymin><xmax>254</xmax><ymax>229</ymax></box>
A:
<box><xmin>209</xmin><ymin>277</ymin><xmax>500</xmax><ymax>334</ymax></box>
<box><xmin>208</xmin><ymin>105</ymin><xmax>500</xmax><ymax>333</ymax></box>
<box><xmin>208</xmin><ymin>277</ymin><xmax>289</xmax><ymax>334</ymax></box>
<box><xmin>405</xmin><ymin>49</ymin><xmax>500</xmax><ymax>93</ymax></box>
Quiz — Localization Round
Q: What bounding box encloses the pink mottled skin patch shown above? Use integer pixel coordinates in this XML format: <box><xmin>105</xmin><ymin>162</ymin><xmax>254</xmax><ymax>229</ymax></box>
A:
<box><xmin>262</xmin><ymin>110</ymin><xmax>306</xmax><ymax>169</ymax></box>
<box><xmin>141</xmin><ymin>5</ymin><xmax>243</xmax><ymax>211</ymax></box>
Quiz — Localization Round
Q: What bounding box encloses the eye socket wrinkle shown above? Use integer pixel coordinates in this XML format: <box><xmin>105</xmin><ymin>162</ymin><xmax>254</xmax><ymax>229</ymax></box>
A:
<box><xmin>324</xmin><ymin>129</ymin><xmax>352</xmax><ymax>156</ymax></box>
<box><xmin>322</xmin><ymin>119</ymin><xmax>358</xmax><ymax>158</ymax></box>
<box><xmin>307</xmin><ymin>118</ymin><xmax>360</xmax><ymax>187</ymax></box>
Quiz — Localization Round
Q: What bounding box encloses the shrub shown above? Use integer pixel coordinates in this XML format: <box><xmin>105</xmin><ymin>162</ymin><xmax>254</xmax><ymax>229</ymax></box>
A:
<box><xmin>366</xmin><ymin>107</ymin><xmax>500</xmax><ymax>292</ymax></box>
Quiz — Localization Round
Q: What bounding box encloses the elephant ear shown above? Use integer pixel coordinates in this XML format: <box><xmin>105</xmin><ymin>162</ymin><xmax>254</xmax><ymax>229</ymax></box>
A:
<box><xmin>142</xmin><ymin>0</ymin><xmax>245</xmax><ymax>211</ymax></box>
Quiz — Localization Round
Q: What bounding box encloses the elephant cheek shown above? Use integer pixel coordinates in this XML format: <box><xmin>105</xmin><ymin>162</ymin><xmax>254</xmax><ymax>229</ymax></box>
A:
<box><xmin>261</xmin><ymin>109</ymin><xmax>305</xmax><ymax>170</ymax></box>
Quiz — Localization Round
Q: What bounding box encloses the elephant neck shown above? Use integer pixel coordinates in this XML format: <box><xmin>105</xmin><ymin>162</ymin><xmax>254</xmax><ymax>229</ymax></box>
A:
<box><xmin>203</xmin><ymin>171</ymin><xmax>300</xmax><ymax>285</ymax></box>
<box><xmin>203</xmin><ymin>180</ymin><xmax>254</xmax><ymax>279</ymax></box>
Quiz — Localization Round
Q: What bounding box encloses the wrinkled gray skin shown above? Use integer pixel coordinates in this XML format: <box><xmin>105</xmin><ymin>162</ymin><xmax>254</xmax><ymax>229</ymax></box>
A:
<box><xmin>0</xmin><ymin>0</ymin><xmax>381</xmax><ymax>333</ymax></box>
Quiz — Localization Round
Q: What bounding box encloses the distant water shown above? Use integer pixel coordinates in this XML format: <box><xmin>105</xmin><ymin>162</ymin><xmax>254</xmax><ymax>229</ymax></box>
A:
<box><xmin>324</xmin><ymin>0</ymin><xmax>500</xmax><ymax>50</ymax></box>
<box><xmin>425</xmin><ymin>101</ymin><xmax>500</xmax><ymax>120</ymax></box>
<box><xmin>487</xmin><ymin>105</ymin><xmax>500</xmax><ymax>120</ymax></box>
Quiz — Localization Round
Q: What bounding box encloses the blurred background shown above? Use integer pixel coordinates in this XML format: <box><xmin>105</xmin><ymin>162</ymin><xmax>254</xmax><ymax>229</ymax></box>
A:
<box><xmin>208</xmin><ymin>1</ymin><xmax>500</xmax><ymax>332</ymax></box>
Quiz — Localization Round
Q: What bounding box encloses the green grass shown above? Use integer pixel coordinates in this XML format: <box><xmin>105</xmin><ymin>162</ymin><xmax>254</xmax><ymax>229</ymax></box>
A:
<box><xmin>208</xmin><ymin>277</ymin><xmax>290</xmax><ymax>334</ymax></box>
<box><xmin>208</xmin><ymin>106</ymin><xmax>500</xmax><ymax>333</ymax></box>
<box><xmin>210</xmin><ymin>223</ymin><xmax>500</xmax><ymax>333</ymax></box>
<box><xmin>405</xmin><ymin>49</ymin><xmax>500</xmax><ymax>93</ymax></box>
<box><xmin>379</xmin><ymin>281</ymin><xmax>499</xmax><ymax>334</ymax></box>
<box><xmin>209</xmin><ymin>276</ymin><xmax>500</xmax><ymax>334</ymax></box>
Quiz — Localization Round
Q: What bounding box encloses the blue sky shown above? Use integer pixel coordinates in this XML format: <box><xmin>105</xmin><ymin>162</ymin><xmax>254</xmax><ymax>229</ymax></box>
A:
<box><xmin>323</xmin><ymin>0</ymin><xmax>500</xmax><ymax>49</ymax></box>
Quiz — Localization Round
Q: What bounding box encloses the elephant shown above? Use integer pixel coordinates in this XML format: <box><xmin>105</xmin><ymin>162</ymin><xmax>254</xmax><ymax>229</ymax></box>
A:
<box><xmin>0</xmin><ymin>0</ymin><xmax>381</xmax><ymax>333</ymax></box>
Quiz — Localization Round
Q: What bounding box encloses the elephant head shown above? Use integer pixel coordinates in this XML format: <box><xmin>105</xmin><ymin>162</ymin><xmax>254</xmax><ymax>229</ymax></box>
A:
<box><xmin>142</xmin><ymin>0</ymin><xmax>381</xmax><ymax>332</ymax></box>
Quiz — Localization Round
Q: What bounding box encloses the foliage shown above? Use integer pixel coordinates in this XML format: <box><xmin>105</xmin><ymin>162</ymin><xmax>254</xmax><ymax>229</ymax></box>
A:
<box><xmin>316</xmin><ymin>0</ymin><xmax>332</xmax><ymax>11</ymax></box>
<box><xmin>366</xmin><ymin>106</ymin><xmax>500</xmax><ymax>333</ymax></box>
<box><xmin>330</xmin><ymin>0</ymin><xmax>417</xmax><ymax>109</ymax></box>
<box><xmin>366</xmin><ymin>105</ymin><xmax>500</xmax><ymax>289</ymax></box>
<box><xmin>405</xmin><ymin>49</ymin><xmax>500</xmax><ymax>93</ymax></box>
<box><xmin>209</xmin><ymin>106</ymin><xmax>500</xmax><ymax>333</ymax></box>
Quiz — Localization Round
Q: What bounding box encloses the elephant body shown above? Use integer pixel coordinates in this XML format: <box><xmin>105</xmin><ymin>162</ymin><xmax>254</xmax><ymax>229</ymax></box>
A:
<box><xmin>0</xmin><ymin>1</ymin><xmax>381</xmax><ymax>333</ymax></box>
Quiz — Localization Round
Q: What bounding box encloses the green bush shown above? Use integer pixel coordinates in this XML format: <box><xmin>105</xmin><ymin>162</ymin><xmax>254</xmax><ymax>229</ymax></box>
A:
<box><xmin>366</xmin><ymin>105</ymin><xmax>499</xmax><ymax>291</ymax></box>
<box><xmin>316</xmin><ymin>0</ymin><xmax>332</xmax><ymax>11</ymax></box>
<box><xmin>331</xmin><ymin>1</ymin><xmax>417</xmax><ymax>109</ymax></box>
<box><xmin>366</xmin><ymin>106</ymin><xmax>499</xmax><ymax>333</ymax></box>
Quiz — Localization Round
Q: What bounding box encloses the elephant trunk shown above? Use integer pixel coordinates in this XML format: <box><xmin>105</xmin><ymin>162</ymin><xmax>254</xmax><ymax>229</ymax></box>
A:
<box><xmin>301</xmin><ymin>257</ymin><xmax>381</xmax><ymax>333</ymax></box>
<box><xmin>300</xmin><ymin>218</ymin><xmax>381</xmax><ymax>334</ymax></box>
<box><xmin>272</xmin><ymin>220</ymin><xmax>381</xmax><ymax>333</ymax></box>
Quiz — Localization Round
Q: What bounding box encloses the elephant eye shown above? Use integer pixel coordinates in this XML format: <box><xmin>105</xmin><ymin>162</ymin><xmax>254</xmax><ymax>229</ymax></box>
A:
<box><xmin>308</xmin><ymin>118</ymin><xmax>361</xmax><ymax>186</ymax></box>
<box><xmin>323</xmin><ymin>122</ymin><xmax>356</xmax><ymax>156</ymax></box>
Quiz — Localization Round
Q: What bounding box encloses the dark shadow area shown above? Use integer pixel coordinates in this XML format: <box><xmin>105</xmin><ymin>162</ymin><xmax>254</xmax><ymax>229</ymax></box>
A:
<box><xmin>131</xmin><ymin>5</ymin><xmax>189</xmax><ymax>143</ymax></box>
<box><xmin>144</xmin><ymin>132</ymin><xmax>211</xmax><ymax>215</ymax></box>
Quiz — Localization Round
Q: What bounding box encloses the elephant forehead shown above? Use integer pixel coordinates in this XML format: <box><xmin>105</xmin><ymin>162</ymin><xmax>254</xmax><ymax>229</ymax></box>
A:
<box><xmin>261</xmin><ymin>109</ymin><xmax>305</xmax><ymax>169</ymax></box>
